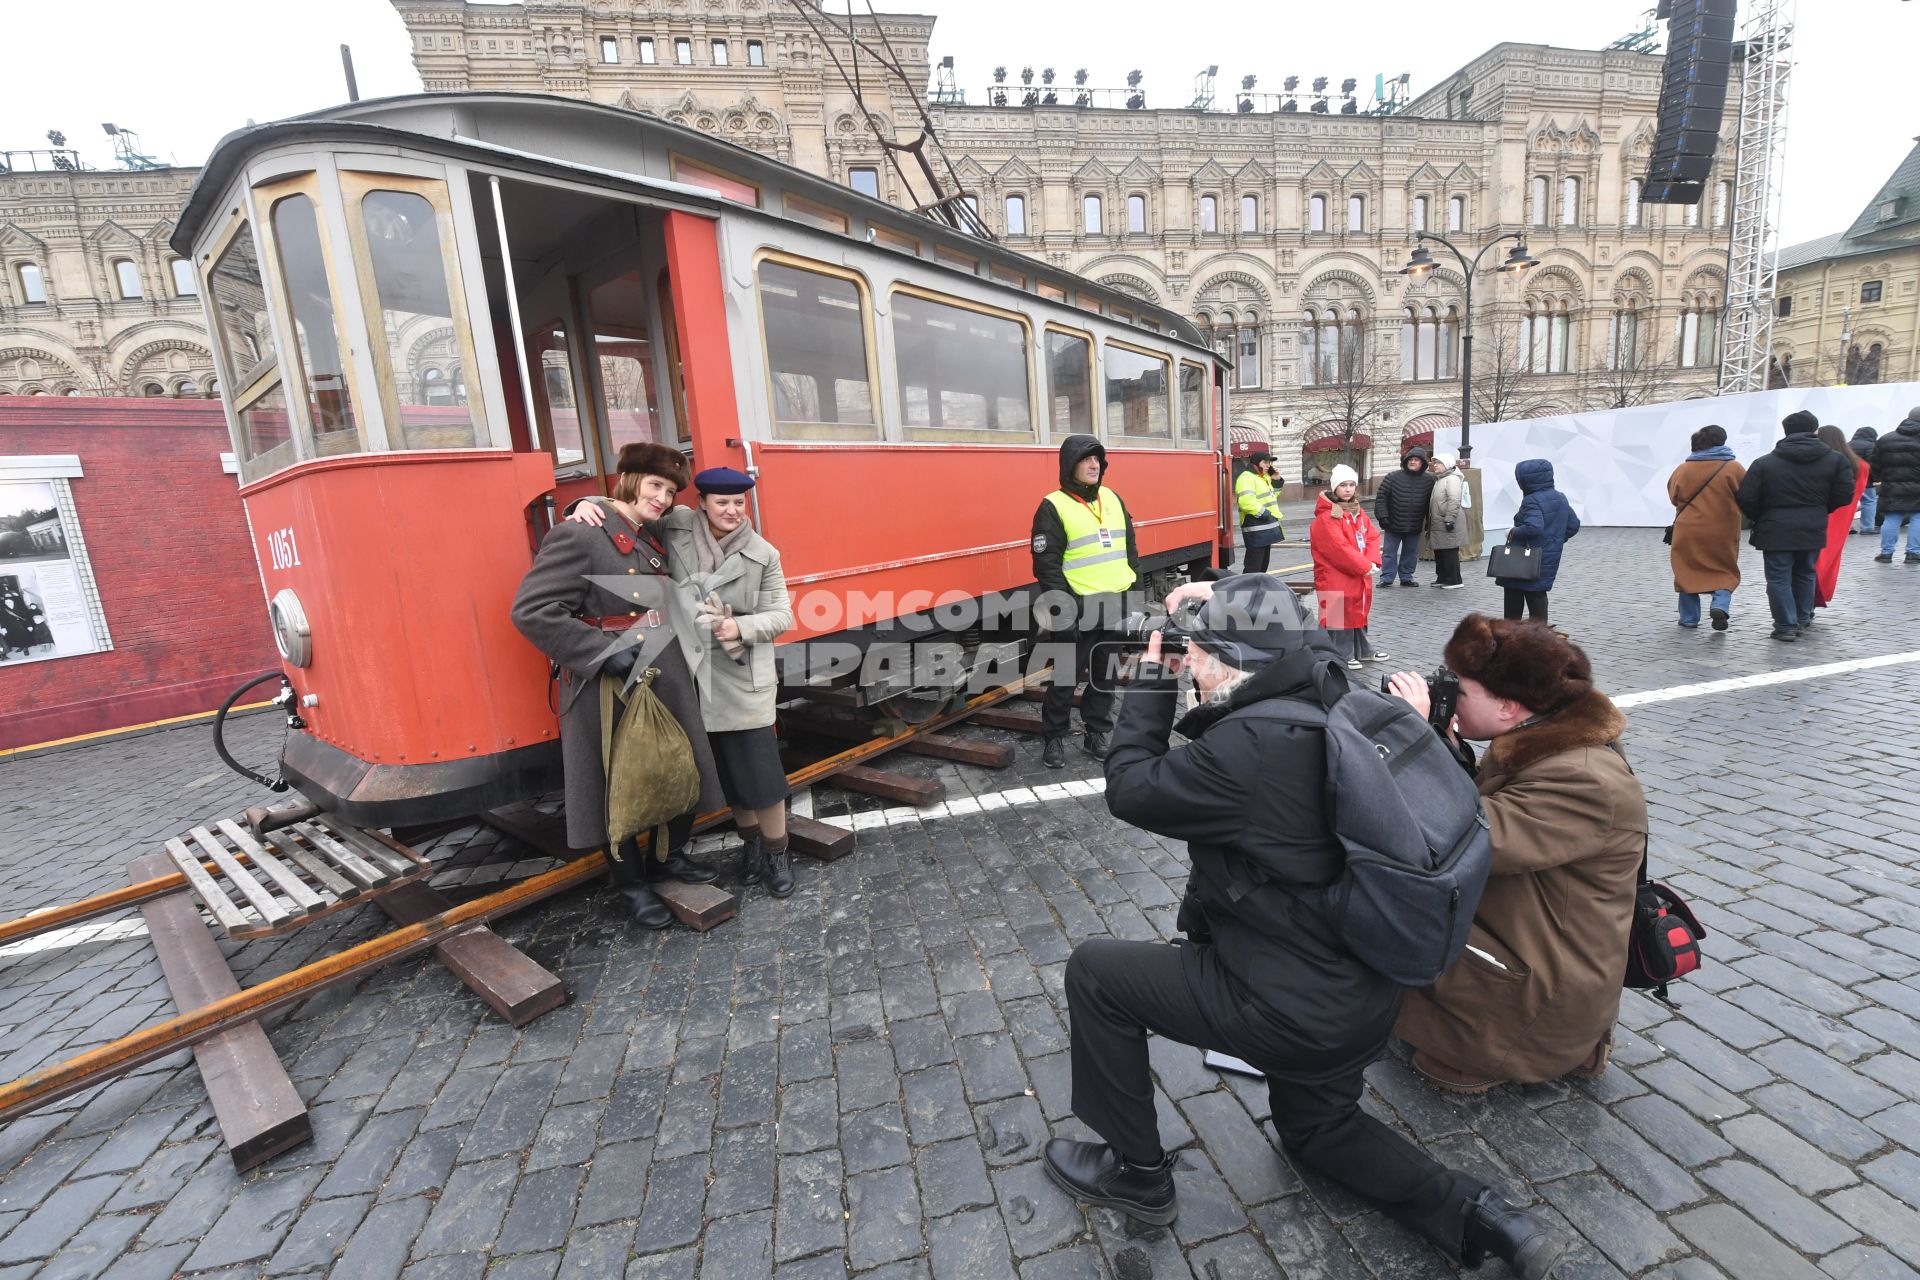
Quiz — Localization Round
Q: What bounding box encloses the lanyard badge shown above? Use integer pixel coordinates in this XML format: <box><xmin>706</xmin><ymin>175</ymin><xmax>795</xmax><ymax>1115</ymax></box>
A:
<box><xmin>1098</xmin><ymin>526</ymin><xmax>1114</xmax><ymax>549</ymax></box>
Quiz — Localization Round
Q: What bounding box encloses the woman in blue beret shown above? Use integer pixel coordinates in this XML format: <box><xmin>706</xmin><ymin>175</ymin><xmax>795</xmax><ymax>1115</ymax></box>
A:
<box><xmin>571</xmin><ymin>465</ymin><xmax>798</xmax><ymax>895</ymax></box>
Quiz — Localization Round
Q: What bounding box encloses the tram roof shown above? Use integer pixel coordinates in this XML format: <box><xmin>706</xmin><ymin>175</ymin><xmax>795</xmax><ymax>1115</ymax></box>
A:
<box><xmin>174</xmin><ymin>91</ymin><xmax>1215</xmax><ymax>356</ymax></box>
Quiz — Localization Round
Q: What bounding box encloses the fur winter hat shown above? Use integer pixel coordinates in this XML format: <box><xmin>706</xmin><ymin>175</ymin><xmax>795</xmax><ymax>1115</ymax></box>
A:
<box><xmin>615</xmin><ymin>442</ymin><xmax>691</xmax><ymax>491</ymax></box>
<box><xmin>1443</xmin><ymin>614</ymin><xmax>1594</xmax><ymax>714</ymax></box>
<box><xmin>1327</xmin><ymin>463</ymin><xmax>1359</xmax><ymax>489</ymax></box>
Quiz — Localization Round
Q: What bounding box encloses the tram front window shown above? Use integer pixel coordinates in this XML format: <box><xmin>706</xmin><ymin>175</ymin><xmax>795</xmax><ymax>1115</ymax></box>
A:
<box><xmin>361</xmin><ymin>189</ymin><xmax>475</xmax><ymax>448</ymax></box>
<box><xmin>757</xmin><ymin>259</ymin><xmax>877</xmax><ymax>440</ymax></box>
<box><xmin>271</xmin><ymin>193</ymin><xmax>358</xmax><ymax>453</ymax></box>
<box><xmin>208</xmin><ymin>221</ymin><xmax>292</xmax><ymax>470</ymax></box>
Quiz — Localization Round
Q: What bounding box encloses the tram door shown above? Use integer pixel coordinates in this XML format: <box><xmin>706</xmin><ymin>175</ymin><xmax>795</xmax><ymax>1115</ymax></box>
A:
<box><xmin>474</xmin><ymin>176</ymin><xmax>694</xmax><ymax>512</ymax></box>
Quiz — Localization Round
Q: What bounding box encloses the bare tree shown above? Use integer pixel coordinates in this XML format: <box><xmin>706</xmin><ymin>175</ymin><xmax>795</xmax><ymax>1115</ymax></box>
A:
<box><xmin>1585</xmin><ymin>322</ymin><xmax>1691</xmax><ymax>409</ymax></box>
<box><xmin>1300</xmin><ymin>330</ymin><xmax>1405</xmax><ymax>479</ymax></box>
<box><xmin>1468</xmin><ymin>314</ymin><xmax>1565</xmax><ymax>426</ymax></box>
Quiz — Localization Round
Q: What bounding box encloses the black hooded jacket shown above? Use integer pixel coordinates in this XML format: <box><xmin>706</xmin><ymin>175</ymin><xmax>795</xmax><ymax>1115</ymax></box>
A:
<box><xmin>1736</xmin><ymin>432</ymin><xmax>1857</xmax><ymax>551</ymax></box>
<box><xmin>1104</xmin><ymin>638</ymin><xmax>1401</xmax><ymax>1083</ymax></box>
<box><xmin>1372</xmin><ymin>446</ymin><xmax>1436</xmax><ymax>535</ymax></box>
<box><xmin>1850</xmin><ymin>428</ymin><xmax>1879</xmax><ymax>467</ymax></box>
<box><xmin>1870</xmin><ymin>417</ymin><xmax>1920</xmax><ymax>514</ymax></box>
<box><xmin>1030</xmin><ymin>434</ymin><xmax>1140</xmax><ymax>597</ymax></box>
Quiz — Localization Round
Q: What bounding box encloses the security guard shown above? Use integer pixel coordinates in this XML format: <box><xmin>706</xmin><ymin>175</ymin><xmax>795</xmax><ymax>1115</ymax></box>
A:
<box><xmin>1031</xmin><ymin>434</ymin><xmax>1139</xmax><ymax>769</ymax></box>
<box><xmin>1234</xmin><ymin>451</ymin><xmax>1286</xmax><ymax>573</ymax></box>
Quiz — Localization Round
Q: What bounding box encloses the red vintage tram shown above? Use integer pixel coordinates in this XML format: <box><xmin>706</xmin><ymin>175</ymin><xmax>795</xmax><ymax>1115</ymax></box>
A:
<box><xmin>173</xmin><ymin>93</ymin><xmax>1233</xmax><ymax>827</ymax></box>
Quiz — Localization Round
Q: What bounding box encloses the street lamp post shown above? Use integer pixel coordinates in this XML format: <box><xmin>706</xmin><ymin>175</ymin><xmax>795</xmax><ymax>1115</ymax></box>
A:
<box><xmin>1399</xmin><ymin>231</ymin><xmax>1537</xmax><ymax>463</ymax></box>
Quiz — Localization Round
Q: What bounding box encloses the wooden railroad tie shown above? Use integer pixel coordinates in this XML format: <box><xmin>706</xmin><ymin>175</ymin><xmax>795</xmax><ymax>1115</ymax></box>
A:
<box><xmin>968</xmin><ymin>704</ymin><xmax>1048</xmax><ymax>735</ymax></box>
<box><xmin>826</xmin><ymin>764</ymin><xmax>945</xmax><ymax>807</ymax></box>
<box><xmin>480</xmin><ymin>803</ymin><xmax>739</xmax><ymax>932</ymax></box>
<box><xmin>787</xmin><ymin>814</ymin><xmax>856</xmax><ymax>862</ymax></box>
<box><xmin>899</xmin><ymin>731</ymin><xmax>1014</xmax><ymax>768</ymax></box>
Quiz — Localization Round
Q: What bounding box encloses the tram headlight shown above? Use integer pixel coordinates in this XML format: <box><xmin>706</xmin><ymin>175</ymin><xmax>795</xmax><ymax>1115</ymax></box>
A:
<box><xmin>269</xmin><ymin>589</ymin><xmax>312</xmax><ymax>668</ymax></box>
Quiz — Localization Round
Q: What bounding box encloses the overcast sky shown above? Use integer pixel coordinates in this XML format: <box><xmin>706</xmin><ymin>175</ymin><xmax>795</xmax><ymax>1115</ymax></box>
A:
<box><xmin>5</xmin><ymin>0</ymin><xmax>1912</xmax><ymax>248</ymax></box>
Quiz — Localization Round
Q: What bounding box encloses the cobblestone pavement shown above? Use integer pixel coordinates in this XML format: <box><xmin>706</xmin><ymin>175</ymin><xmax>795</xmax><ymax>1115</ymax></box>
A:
<box><xmin>3</xmin><ymin>527</ymin><xmax>1920</xmax><ymax>1279</ymax></box>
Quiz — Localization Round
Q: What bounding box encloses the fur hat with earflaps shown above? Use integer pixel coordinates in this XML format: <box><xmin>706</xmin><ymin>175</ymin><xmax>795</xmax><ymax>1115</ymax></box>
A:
<box><xmin>616</xmin><ymin>442</ymin><xmax>691</xmax><ymax>491</ymax></box>
<box><xmin>1443</xmin><ymin>613</ymin><xmax>1594</xmax><ymax>715</ymax></box>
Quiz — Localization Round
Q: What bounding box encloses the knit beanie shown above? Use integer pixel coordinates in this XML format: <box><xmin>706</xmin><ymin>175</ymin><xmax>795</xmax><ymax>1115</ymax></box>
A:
<box><xmin>1442</xmin><ymin>614</ymin><xmax>1594</xmax><ymax>714</ymax></box>
<box><xmin>1782</xmin><ymin>410</ymin><xmax>1819</xmax><ymax>435</ymax></box>
<box><xmin>1328</xmin><ymin>463</ymin><xmax>1359</xmax><ymax>489</ymax></box>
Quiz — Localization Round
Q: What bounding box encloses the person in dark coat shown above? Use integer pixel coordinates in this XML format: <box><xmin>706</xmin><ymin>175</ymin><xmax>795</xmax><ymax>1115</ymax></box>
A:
<box><xmin>511</xmin><ymin>443</ymin><xmax>726</xmax><ymax>927</ymax></box>
<box><xmin>1372</xmin><ymin>446</ymin><xmax>1435</xmax><ymax>586</ymax></box>
<box><xmin>1044</xmin><ymin>574</ymin><xmax>1564</xmax><ymax>1279</ymax></box>
<box><xmin>1869</xmin><ymin>408</ymin><xmax>1920</xmax><ymax>562</ymax></box>
<box><xmin>1850</xmin><ymin>427</ymin><xmax>1880</xmax><ymax>534</ymax></box>
<box><xmin>1031</xmin><ymin>434</ymin><xmax>1140</xmax><ymax>769</ymax></box>
<box><xmin>1736</xmin><ymin>410</ymin><xmax>1858</xmax><ymax>640</ymax></box>
<box><xmin>1495</xmin><ymin>459</ymin><xmax>1579</xmax><ymax>622</ymax></box>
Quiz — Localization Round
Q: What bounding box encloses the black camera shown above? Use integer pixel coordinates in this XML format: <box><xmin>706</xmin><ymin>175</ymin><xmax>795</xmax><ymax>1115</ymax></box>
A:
<box><xmin>1382</xmin><ymin>667</ymin><xmax>1461</xmax><ymax>732</ymax></box>
<box><xmin>1116</xmin><ymin>599</ymin><xmax>1202</xmax><ymax>647</ymax></box>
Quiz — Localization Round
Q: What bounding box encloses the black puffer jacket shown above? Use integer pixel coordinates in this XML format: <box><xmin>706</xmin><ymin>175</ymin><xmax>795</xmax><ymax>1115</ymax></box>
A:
<box><xmin>1869</xmin><ymin>417</ymin><xmax>1920</xmax><ymax>514</ymax></box>
<box><xmin>1736</xmin><ymin>432</ymin><xmax>1858</xmax><ymax>551</ymax></box>
<box><xmin>1104</xmin><ymin>643</ymin><xmax>1402</xmax><ymax>1085</ymax></box>
<box><xmin>1850</xmin><ymin>428</ymin><xmax>1879</xmax><ymax>468</ymax></box>
<box><xmin>1372</xmin><ymin>447</ymin><xmax>1436</xmax><ymax>535</ymax></box>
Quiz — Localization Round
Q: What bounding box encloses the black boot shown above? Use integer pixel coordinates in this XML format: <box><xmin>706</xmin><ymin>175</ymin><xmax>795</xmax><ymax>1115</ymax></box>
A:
<box><xmin>1042</xmin><ymin>1138</ymin><xmax>1177</xmax><ymax>1226</ymax></box>
<box><xmin>1461</xmin><ymin>1189</ymin><xmax>1565</xmax><ymax>1280</ymax></box>
<box><xmin>1042</xmin><ymin>737</ymin><xmax>1067</xmax><ymax>769</ymax></box>
<box><xmin>607</xmin><ymin>843</ymin><xmax>672</xmax><ymax>929</ymax></box>
<box><xmin>650</xmin><ymin>847</ymin><xmax>719</xmax><ymax>885</ymax></box>
<box><xmin>737</xmin><ymin>832</ymin><xmax>766</xmax><ymax>885</ymax></box>
<box><xmin>764</xmin><ymin>835</ymin><xmax>795</xmax><ymax>899</ymax></box>
<box><xmin>1082</xmin><ymin>730</ymin><xmax>1110</xmax><ymax>760</ymax></box>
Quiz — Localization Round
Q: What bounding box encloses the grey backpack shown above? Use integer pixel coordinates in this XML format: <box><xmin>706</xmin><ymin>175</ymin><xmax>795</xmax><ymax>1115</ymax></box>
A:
<box><xmin>1230</xmin><ymin>661</ymin><xmax>1491</xmax><ymax>987</ymax></box>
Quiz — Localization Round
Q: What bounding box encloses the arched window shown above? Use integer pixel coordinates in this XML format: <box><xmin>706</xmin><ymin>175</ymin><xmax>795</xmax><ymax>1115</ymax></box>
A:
<box><xmin>423</xmin><ymin>368</ymin><xmax>452</xmax><ymax>404</ymax></box>
<box><xmin>114</xmin><ymin>259</ymin><xmax>142</xmax><ymax>299</ymax></box>
<box><xmin>1128</xmin><ymin>194</ymin><xmax>1148</xmax><ymax>234</ymax></box>
<box><xmin>1448</xmin><ymin>195</ymin><xmax>1465</xmax><ymax>231</ymax></box>
<box><xmin>177</xmin><ymin>379</ymin><xmax>198</xmax><ymax>398</ymax></box>
<box><xmin>141</xmin><ymin>382</ymin><xmax>164</xmax><ymax>397</ymax></box>
<box><xmin>1309</xmin><ymin>195</ymin><xmax>1327</xmax><ymax>232</ymax></box>
<box><xmin>1609</xmin><ymin>297</ymin><xmax>1644</xmax><ymax>369</ymax></box>
<box><xmin>1560</xmin><ymin>177</ymin><xmax>1580</xmax><ymax>226</ymax></box>
<box><xmin>1241</xmin><ymin>195</ymin><xmax>1258</xmax><ymax>233</ymax></box>
<box><xmin>1238</xmin><ymin>319</ymin><xmax>1261</xmax><ymax>389</ymax></box>
<box><xmin>1523</xmin><ymin>300</ymin><xmax>1571</xmax><ymax>374</ymax></box>
<box><xmin>1713</xmin><ymin>180</ymin><xmax>1731</xmax><ymax>227</ymax></box>
<box><xmin>1347</xmin><ymin>195</ymin><xmax>1364</xmax><ymax>232</ymax></box>
<box><xmin>1005</xmin><ymin>193</ymin><xmax>1027</xmax><ymax>235</ymax></box>
<box><xmin>14</xmin><ymin>262</ymin><xmax>46</xmax><ymax>304</ymax></box>
<box><xmin>1083</xmin><ymin>194</ymin><xmax>1102</xmax><ymax>234</ymax></box>
<box><xmin>170</xmin><ymin>258</ymin><xmax>197</xmax><ymax>296</ymax></box>
<box><xmin>1530</xmin><ymin>176</ymin><xmax>1549</xmax><ymax>226</ymax></box>
<box><xmin>207</xmin><ymin>377</ymin><xmax>221</xmax><ymax>398</ymax></box>
<box><xmin>1398</xmin><ymin>304</ymin><xmax>1460</xmax><ymax>382</ymax></box>
<box><xmin>1300</xmin><ymin>307</ymin><xmax>1361</xmax><ymax>386</ymax></box>
<box><xmin>1200</xmin><ymin>195</ymin><xmax>1218</xmax><ymax>233</ymax></box>
<box><xmin>1625</xmin><ymin>179</ymin><xmax>1643</xmax><ymax>227</ymax></box>
<box><xmin>1412</xmin><ymin>196</ymin><xmax>1429</xmax><ymax>233</ymax></box>
<box><xmin>1678</xmin><ymin>296</ymin><xmax>1722</xmax><ymax>368</ymax></box>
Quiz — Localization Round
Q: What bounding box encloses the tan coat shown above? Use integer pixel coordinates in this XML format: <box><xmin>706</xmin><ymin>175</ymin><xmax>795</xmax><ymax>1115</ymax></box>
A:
<box><xmin>1427</xmin><ymin>470</ymin><xmax>1467</xmax><ymax>550</ymax></box>
<box><xmin>656</xmin><ymin>507</ymin><xmax>794</xmax><ymax>733</ymax></box>
<box><xmin>510</xmin><ymin>515</ymin><xmax>724</xmax><ymax>850</ymax></box>
<box><xmin>1395</xmin><ymin>690</ymin><xmax>1647</xmax><ymax>1082</ymax></box>
<box><xmin>1668</xmin><ymin>457</ymin><xmax>1747</xmax><ymax>594</ymax></box>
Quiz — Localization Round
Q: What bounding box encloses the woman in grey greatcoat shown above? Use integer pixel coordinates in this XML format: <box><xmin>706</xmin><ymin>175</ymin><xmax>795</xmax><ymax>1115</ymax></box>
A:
<box><xmin>511</xmin><ymin>443</ymin><xmax>724</xmax><ymax>928</ymax></box>
<box><xmin>1426</xmin><ymin>454</ymin><xmax>1467</xmax><ymax>589</ymax></box>
<box><xmin>572</xmin><ymin>467</ymin><xmax>798</xmax><ymax>896</ymax></box>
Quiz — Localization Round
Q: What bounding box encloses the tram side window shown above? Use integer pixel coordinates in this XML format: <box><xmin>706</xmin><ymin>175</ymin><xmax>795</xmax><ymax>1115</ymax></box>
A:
<box><xmin>207</xmin><ymin>222</ymin><xmax>292</xmax><ymax>470</ymax></box>
<box><xmin>757</xmin><ymin>259</ymin><xmax>878</xmax><ymax>440</ymax></box>
<box><xmin>1178</xmin><ymin>362</ymin><xmax>1208</xmax><ymax>447</ymax></box>
<box><xmin>360</xmin><ymin>190</ymin><xmax>475</xmax><ymax>448</ymax></box>
<box><xmin>533</xmin><ymin>323</ymin><xmax>586</xmax><ymax>470</ymax></box>
<box><xmin>1046</xmin><ymin>330</ymin><xmax>1093</xmax><ymax>437</ymax></box>
<box><xmin>271</xmin><ymin>193</ymin><xmax>359</xmax><ymax>453</ymax></box>
<box><xmin>589</xmin><ymin>271</ymin><xmax>665</xmax><ymax>450</ymax></box>
<box><xmin>1104</xmin><ymin>343</ymin><xmax>1172</xmax><ymax>446</ymax></box>
<box><xmin>893</xmin><ymin>291</ymin><xmax>1032</xmax><ymax>442</ymax></box>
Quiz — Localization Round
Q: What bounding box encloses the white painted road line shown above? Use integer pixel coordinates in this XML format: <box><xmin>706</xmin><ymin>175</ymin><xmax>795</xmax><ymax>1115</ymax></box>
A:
<box><xmin>1612</xmin><ymin>650</ymin><xmax>1920</xmax><ymax>709</ymax></box>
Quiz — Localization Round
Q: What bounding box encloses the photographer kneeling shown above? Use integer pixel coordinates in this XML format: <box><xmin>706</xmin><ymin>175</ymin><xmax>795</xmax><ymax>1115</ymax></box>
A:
<box><xmin>1388</xmin><ymin>615</ymin><xmax>1646</xmax><ymax>1092</ymax></box>
<box><xmin>1046</xmin><ymin>575</ymin><xmax>1561</xmax><ymax>1279</ymax></box>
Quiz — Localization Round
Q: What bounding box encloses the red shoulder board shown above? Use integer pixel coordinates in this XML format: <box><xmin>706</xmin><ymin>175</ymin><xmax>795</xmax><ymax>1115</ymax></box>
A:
<box><xmin>611</xmin><ymin>532</ymin><xmax>635</xmax><ymax>555</ymax></box>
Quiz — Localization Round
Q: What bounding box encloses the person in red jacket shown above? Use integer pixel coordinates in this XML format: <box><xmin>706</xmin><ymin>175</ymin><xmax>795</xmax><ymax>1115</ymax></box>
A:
<box><xmin>1310</xmin><ymin>464</ymin><xmax>1388</xmax><ymax>670</ymax></box>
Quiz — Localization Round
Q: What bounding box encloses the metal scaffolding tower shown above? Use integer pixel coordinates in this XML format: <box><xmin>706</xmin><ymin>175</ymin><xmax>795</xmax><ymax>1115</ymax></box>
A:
<box><xmin>1719</xmin><ymin>0</ymin><xmax>1796</xmax><ymax>394</ymax></box>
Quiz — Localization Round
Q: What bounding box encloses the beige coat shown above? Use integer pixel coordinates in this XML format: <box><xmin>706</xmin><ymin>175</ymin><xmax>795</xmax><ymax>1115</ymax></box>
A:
<box><xmin>1395</xmin><ymin>690</ymin><xmax>1647</xmax><ymax>1082</ymax></box>
<box><xmin>657</xmin><ymin>506</ymin><xmax>794</xmax><ymax>733</ymax></box>
<box><xmin>1668</xmin><ymin>457</ymin><xmax>1747</xmax><ymax>594</ymax></box>
<box><xmin>1427</xmin><ymin>470</ymin><xmax>1467</xmax><ymax>550</ymax></box>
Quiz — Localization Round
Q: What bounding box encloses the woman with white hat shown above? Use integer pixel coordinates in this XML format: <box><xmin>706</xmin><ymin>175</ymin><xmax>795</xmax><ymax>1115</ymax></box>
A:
<box><xmin>1308</xmin><ymin>464</ymin><xmax>1387</xmax><ymax>669</ymax></box>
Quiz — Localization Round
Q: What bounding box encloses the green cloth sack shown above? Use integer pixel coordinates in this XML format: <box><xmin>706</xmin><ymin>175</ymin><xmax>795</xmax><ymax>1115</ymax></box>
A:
<box><xmin>600</xmin><ymin>667</ymin><xmax>701</xmax><ymax>854</ymax></box>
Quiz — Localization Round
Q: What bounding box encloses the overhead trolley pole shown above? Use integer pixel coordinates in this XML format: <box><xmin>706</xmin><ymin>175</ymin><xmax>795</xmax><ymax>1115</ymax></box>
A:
<box><xmin>1719</xmin><ymin>0</ymin><xmax>1796</xmax><ymax>394</ymax></box>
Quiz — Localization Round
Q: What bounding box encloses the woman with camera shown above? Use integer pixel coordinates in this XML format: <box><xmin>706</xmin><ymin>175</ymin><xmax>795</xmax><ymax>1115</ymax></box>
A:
<box><xmin>1387</xmin><ymin>615</ymin><xmax>1646</xmax><ymax>1091</ymax></box>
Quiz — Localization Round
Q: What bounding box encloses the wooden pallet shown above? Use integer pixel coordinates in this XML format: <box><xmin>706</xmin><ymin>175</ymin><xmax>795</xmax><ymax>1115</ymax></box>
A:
<box><xmin>162</xmin><ymin>816</ymin><xmax>431</xmax><ymax>940</ymax></box>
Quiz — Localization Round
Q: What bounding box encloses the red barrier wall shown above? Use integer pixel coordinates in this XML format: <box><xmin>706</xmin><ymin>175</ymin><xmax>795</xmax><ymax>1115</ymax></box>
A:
<box><xmin>0</xmin><ymin>397</ymin><xmax>277</xmax><ymax>750</ymax></box>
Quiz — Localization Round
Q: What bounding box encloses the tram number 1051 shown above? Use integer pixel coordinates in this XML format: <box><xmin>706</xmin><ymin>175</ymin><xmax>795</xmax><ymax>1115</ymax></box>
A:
<box><xmin>265</xmin><ymin>527</ymin><xmax>304</xmax><ymax>571</ymax></box>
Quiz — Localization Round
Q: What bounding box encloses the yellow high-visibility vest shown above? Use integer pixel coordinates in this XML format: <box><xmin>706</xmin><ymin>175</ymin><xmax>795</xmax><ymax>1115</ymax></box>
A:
<box><xmin>1235</xmin><ymin>469</ymin><xmax>1283</xmax><ymax>534</ymax></box>
<box><xmin>1044</xmin><ymin>487</ymin><xmax>1137</xmax><ymax>594</ymax></box>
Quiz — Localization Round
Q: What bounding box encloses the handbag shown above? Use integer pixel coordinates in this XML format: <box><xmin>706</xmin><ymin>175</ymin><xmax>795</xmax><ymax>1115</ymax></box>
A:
<box><xmin>1624</xmin><ymin>836</ymin><xmax>1707</xmax><ymax>1003</ymax></box>
<box><xmin>1662</xmin><ymin>460</ymin><xmax>1733</xmax><ymax>546</ymax></box>
<box><xmin>1484</xmin><ymin>542</ymin><xmax>1538</xmax><ymax>579</ymax></box>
